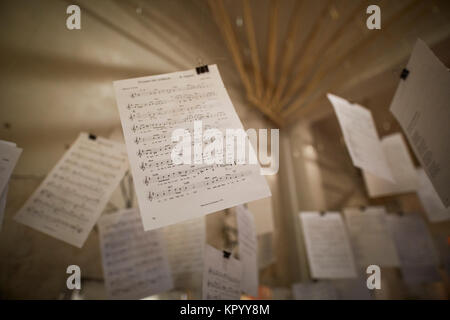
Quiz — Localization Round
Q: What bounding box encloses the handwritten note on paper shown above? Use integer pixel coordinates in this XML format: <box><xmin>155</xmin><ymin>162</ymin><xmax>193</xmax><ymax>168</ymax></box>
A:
<box><xmin>390</xmin><ymin>40</ymin><xmax>450</xmax><ymax>207</ymax></box>
<box><xmin>164</xmin><ymin>217</ymin><xmax>205</xmax><ymax>290</ymax></box>
<box><xmin>300</xmin><ymin>212</ymin><xmax>357</xmax><ymax>279</ymax></box>
<box><xmin>14</xmin><ymin>133</ymin><xmax>129</xmax><ymax>247</ymax></box>
<box><xmin>344</xmin><ymin>207</ymin><xmax>399</xmax><ymax>268</ymax></box>
<box><xmin>363</xmin><ymin>133</ymin><xmax>418</xmax><ymax>197</ymax></box>
<box><xmin>387</xmin><ymin>213</ymin><xmax>441</xmax><ymax>284</ymax></box>
<box><xmin>292</xmin><ymin>282</ymin><xmax>338</xmax><ymax>300</ymax></box>
<box><xmin>417</xmin><ymin>169</ymin><xmax>450</xmax><ymax>223</ymax></box>
<box><xmin>327</xmin><ymin>94</ymin><xmax>393</xmax><ymax>181</ymax></box>
<box><xmin>202</xmin><ymin>245</ymin><xmax>242</xmax><ymax>300</ymax></box>
<box><xmin>98</xmin><ymin>208</ymin><xmax>173</xmax><ymax>299</ymax></box>
<box><xmin>113</xmin><ymin>65</ymin><xmax>271</xmax><ymax>231</ymax></box>
<box><xmin>236</xmin><ymin>205</ymin><xmax>258</xmax><ymax>297</ymax></box>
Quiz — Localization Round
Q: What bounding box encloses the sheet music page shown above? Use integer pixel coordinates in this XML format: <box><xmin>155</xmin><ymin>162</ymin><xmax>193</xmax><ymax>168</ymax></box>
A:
<box><xmin>202</xmin><ymin>244</ymin><xmax>242</xmax><ymax>300</ymax></box>
<box><xmin>98</xmin><ymin>208</ymin><xmax>173</xmax><ymax>299</ymax></box>
<box><xmin>0</xmin><ymin>140</ymin><xmax>22</xmax><ymax>195</ymax></box>
<box><xmin>327</xmin><ymin>94</ymin><xmax>393</xmax><ymax>181</ymax></box>
<box><xmin>344</xmin><ymin>207</ymin><xmax>399</xmax><ymax>268</ymax></box>
<box><xmin>164</xmin><ymin>216</ymin><xmax>205</xmax><ymax>291</ymax></box>
<box><xmin>236</xmin><ymin>205</ymin><xmax>258</xmax><ymax>297</ymax></box>
<box><xmin>113</xmin><ymin>65</ymin><xmax>271</xmax><ymax>231</ymax></box>
<box><xmin>363</xmin><ymin>133</ymin><xmax>418</xmax><ymax>197</ymax></box>
<box><xmin>390</xmin><ymin>39</ymin><xmax>450</xmax><ymax>207</ymax></box>
<box><xmin>0</xmin><ymin>185</ymin><xmax>8</xmax><ymax>230</ymax></box>
<box><xmin>292</xmin><ymin>282</ymin><xmax>338</xmax><ymax>300</ymax></box>
<box><xmin>416</xmin><ymin>168</ymin><xmax>450</xmax><ymax>223</ymax></box>
<box><xmin>300</xmin><ymin>212</ymin><xmax>357</xmax><ymax>279</ymax></box>
<box><xmin>387</xmin><ymin>213</ymin><xmax>441</xmax><ymax>284</ymax></box>
<box><xmin>14</xmin><ymin>133</ymin><xmax>129</xmax><ymax>247</ymax></box>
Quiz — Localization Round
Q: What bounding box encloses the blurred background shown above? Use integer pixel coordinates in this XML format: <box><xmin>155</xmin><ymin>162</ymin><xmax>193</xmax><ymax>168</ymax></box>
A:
<box><xmin>0</xmin><ymin>0</ymin><xmax>449</xmax><ymax>299</ymax></box>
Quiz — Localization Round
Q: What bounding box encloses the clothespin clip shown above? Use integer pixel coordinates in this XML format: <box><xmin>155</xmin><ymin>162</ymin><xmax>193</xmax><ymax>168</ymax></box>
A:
<box><xmin>88</xmin><ymin>133</ymin><xmax>97</xmax><ymax>140</ymax></box>
<box><xmin>223</xmin><ymin>250</ymin><xmax>231</xmax><ymax>259</ymax></box>
<box><xmin>196</xmin><ymin>65</ymin><xmax>209</xmax><ymax>75</ymax></box>
<box><xmin>400</xmin><ymin>68</ymin><xmax>409</xmax><ymax>80</ymax></box>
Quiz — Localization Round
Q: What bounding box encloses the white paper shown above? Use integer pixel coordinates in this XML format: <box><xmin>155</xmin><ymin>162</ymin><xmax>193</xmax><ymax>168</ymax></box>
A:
<box><xmin>113</xmin><ymin>65</ymin><xmax>271</xmax><ymax>231</ymax></box>
<box><xmin>328</xmin><ymin>94</ymin><xmax>393</xmax><ymax>181</ymax></box>
<box><xmin>387</xmin><ymin>213</ymin><xmax>441</xmax><ymax>284</ymax></box>
<box><xmin>164</xmin><ymin>216</ymin><xmax>205</xmax><ymax>290</ymax></box>
<box><xmin>300</xmin><ymin>212</ymin><xmax>357</xmax><ymax>279</ymax></box>
<box><xmin>363</xmin><ymin>133</ymin><xmax>418</xmax><ymax>197</ymax></box>
<box><xmin>344</xmin><ymin>207</ymin><xmax>399</xmax><ymax>268</ymax></box>
<box><xmin>236</xmin><ymin>205</ymin><xmax>258</xmax><ymax>297</ymax></box>
<box><xmin>0</xmin><ymin>140</ymin><xmax>22</xmax><ymax>195</ymax></box>
<box><xmin>98</xmin><ymin>208</ymin><xmax>173</xmax><ymax>299</ymax></box>
<box><xmin>0</xmin><ymin>185</ymin><xmax>8</xmax><ymax>230</ymax></box>
<box><xmin>390</xmin><ymin>39</ymin><xmax>450</xmax><ymax>207</ymax></box>
<box><xmin>292</xmin><ymin>282</ymin><xmax>338</xmax><ymax>300</ymax></box>
<box><xmin>202</xmin><ymin>244</ymin><xmax>242</xmax><ymax>300</ymax></box>
<box><xmin>417</xmin><ymin>168</ymin><xmax>450</xmax><ymax>223</ymax></box>
<box><xmin>14</xmin><ymin>133</ymin><xmax>129</xmax><ymax>247</ymax></box>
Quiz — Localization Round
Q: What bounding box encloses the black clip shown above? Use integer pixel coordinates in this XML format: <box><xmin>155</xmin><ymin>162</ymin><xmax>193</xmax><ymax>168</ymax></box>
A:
<box><xmin>223</xmin><ymin>250</ymin><xmax>231</xmax><ymax>259</ymax></box>
<box><xmin>196</xmin><ymin>65</ymin><xmax>209</xmax><ymax>75</ymax></box>
<box><xmin>88</xmin><ymin>133</ymin><xmax>97</xmax><ymax>140</ymax></box>
<box><xmin>360</xmin><ymin>205</ymin><xmax>366</xmax><ymax>211</ymax></box>
<box><xmin>319</xmin><ymin>211</ymin><xmax>326</xmax><ymax>216</ymax></box>
<box><xmin>400</xmin><ymin>68</ymin><xmax>409</xmax><ymax>80</ymax></box>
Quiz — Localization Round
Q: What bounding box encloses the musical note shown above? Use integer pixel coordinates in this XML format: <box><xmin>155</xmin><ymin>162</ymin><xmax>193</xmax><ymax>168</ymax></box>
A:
<box><xmin>14</xmin><ymin>133</ymin><xmax>129</xmax><ymax>248</ymax></box>
<box><xmin>202</xmin><ymin>245</ymin><xmax>242</xmax><ymax>300</ymax></box>
<box><xmin>113</xmin><ymin>64</ymin><xmax>271</xmax><ymax>231</ymax></box>
<box><xmin>98</xmin><ymin>208</ymin><xmax>173</xmax><ymax>299</ymax></box>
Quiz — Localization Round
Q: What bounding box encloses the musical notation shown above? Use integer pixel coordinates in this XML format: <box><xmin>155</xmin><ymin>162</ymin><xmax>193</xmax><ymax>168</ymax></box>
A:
<box><xmin>14</xmin><ymin>133</ymin><xmax>128</xmax><ymax>248</ymax></box>
<box><xmin>113</xmin><ymin>64</ymin><xmax>271</xmax><ymax>231</ymax></box>
<box><xmin>98</xmin><ymin>208</ymin><xmax>173</xmax><ymax>300</ymax></box>
<box><xmin>202</xmin><ymin>245</ymin><xmax>242</xmax><ymax>300</ymax></box>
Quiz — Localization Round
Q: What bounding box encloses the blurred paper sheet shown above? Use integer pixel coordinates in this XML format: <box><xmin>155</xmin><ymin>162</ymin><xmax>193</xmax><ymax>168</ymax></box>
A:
<box><xmin>0</xmin><ymin>185</ymin><xmax>8</xmax><ymax>230</ymax></box>
<box><xmin>363</xmin><ymin>133</ymin><xmax>418</xmax><ymax>197</ymax></box>
<box><xmin>390</xmin><ymin>39</ymin><xmax>450</xmax><ymax>207</ymax></box>
<box><xmin>417</xmin><ymin>169</ymin><xmax>450</xmax><ymax>223</ymax></box>
<box><xmin>98</xmin><ymin>208</ymin><xmax>173</xmax><ymax>299</ymax></box>
<box><xmin>14</xmin><ymin>133</ymin><xmax>128</xmax><ymax>247</ymax></box>
<box><xmin>292</xmin><ymin>282</ymin><xmax>338</xmax><ymax>300</ymax></box>
<box><xmin>387</xmin><ymin>213</ymin><xmax>441</xmax><ymax>284</ymax></box>
<box><xmin>202</xmin><ymin>245</ymin><xmax>242</xmax><ymax>300</ymax></box>
<box><xmin>328</xmin><ymin>94</ymin><xmax>392</xmax><ymax>181</ymax></box>
<box><xmin>236</xmin><ymin>205</ymin><xmax>258</xmax><ymax>297</ymax></box>
<box><xmin>300</xmin><ymin>212</ymin><xmax>357</xmax><ymax>279</ymax></box>
<box><xmin>344</xmin><ymin>207</ymin><xmax>399</xmax><ymax>268</ymax></box>
<box><xmin>164</xmin><ymin>217</ymin><xmax>205</xmax><ymax>290</ymax></box>
<box><xmin>0</xmin><ymin>140</ymin><xmax>22</xmax><ymax>195</ymax></box>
